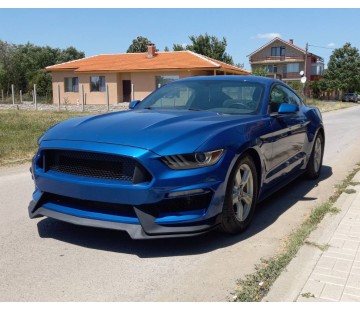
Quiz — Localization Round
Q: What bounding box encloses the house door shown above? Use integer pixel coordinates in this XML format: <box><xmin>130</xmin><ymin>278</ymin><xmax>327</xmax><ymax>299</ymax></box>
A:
<box><xmin>122</xmin><ymin>80</ymin><xmax>132</xmax><ymax>102</ymax></box>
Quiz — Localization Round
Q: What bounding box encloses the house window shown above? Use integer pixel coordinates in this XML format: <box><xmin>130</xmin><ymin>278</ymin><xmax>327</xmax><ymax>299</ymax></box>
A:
<box><xmin>271</xmin><ymin>46</ymin><xmax>285</xmax><ymax>57</ymax></box>
<box><xmin>90</xmin><ymin>76</ymin><xmax>106</xmax><ymax>92</ymax></box>
<box><xmin>265</xmin><ymin>65</ymin><xmax>277</xmax><ymax>73</ymax></box>
<box><xmin>64</xmin><ymin>77</ymin><xmax>79</xmax><ymax>92</ymax></box>
<box><xmin>311</xmin><ymin>63</ymin><xmax>324</xmax><ymax>75</ymax></box>
<box><xmin>155</xmin><ymin>75</ymin><xmax>179</xmax><ymax>88</ymax></box>
<box><xmin>287</xmin><ymin>63</ymin><xmax>300</xmax><ymax>73</ymax></box>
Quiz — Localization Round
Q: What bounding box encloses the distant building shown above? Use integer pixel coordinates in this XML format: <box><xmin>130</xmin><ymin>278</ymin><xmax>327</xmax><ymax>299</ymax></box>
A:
<box><xmin>248</xmin><ymin>37</ymin><xmax>324</xmax><ymax>82</ymax></box>
<box><xmin>46</xmin><ymin>44</ymin><xmax>250</xmax><ymax>105</ymax></box>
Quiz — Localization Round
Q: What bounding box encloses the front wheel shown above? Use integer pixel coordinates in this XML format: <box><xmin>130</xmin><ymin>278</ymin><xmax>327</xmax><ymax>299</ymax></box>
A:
<box><xmin>220</xmin><ymin>155</ymin><xmax>258</xmax><ymax>234</ymax></box>
<box><xmin>305</xmin><ymin>132</ymin><xmax>324</xmax><ymax>179</ymax></box>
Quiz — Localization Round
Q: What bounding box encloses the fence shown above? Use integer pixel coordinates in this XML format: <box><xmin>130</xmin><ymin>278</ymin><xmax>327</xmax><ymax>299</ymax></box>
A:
<box><xmin>0</xmin><ymin>85</ymin><xmax>52</xmax><ymax>105</ymax></box>
<box><xmin>0</xmin><ymin>84</ymin><xmax>128</xmax><ymax>113</ymax></box>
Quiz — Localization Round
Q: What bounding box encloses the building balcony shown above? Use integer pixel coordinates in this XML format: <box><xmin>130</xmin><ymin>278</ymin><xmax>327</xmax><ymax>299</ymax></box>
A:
<box><xmin>282</xmin><ymin>73</ymin><xmax>302</xmax><ymax>79</ymax></box>
<box><xmin>310</xmin><ymin>75</ymin><xmax>322</xmax><ymax>81</ymax></box>
<box><xmin>249</xmin><ymin>55</ymin><xmax>305</xmax><ymax>64</ymax></box>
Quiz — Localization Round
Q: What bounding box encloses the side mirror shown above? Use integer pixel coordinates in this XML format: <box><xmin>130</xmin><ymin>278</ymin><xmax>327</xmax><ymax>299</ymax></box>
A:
<box><xmin>278</xmin><ymin>103</ymin><xmax>298</xmax><ymax>114</ymax></box>
<box><xmin>129</xmin><ymin>100</ymin><xmax>140</xmax><ymax>109</ymax></box>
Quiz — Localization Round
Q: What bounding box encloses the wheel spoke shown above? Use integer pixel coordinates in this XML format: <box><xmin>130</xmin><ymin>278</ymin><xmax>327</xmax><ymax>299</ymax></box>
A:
<box><xmin>235</xmin><ymin>170</ymin><xmax>241</xmax><ymax>186</ymax></box>
<box><xmin>235</xmin><ymin>201</ymin><xmax>244</xmax><ymax>221</ymax></box>
<box><xmin>242</xmin><ymin>192</ymin><xmax>253</xmax><ymax>206</ymax></box>
<box><xmin>240</xmin><ymin>169</ymin><xmax>250</xmax><ymax>187</ymax></box>
<box><xmin>233</xmin><ymin>192</ymin><xmax>240</xmax><ymax>205</ymax></box>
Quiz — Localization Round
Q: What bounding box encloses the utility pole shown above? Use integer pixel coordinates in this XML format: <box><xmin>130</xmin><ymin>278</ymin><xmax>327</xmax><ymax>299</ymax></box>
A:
<box><xmin>304</xmin><ymin>43</ymin><xmax>308</xmax><ymax>79</ymax></box>
<box><xmin>303</xmin><ymin>43</ymin><xmax>309</xmax><ymax>102</ymax></box>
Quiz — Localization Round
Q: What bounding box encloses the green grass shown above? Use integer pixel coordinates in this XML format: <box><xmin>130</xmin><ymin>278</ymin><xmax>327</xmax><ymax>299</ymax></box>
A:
<box><xmin>0</xmin><ymin>110</ymin><xmax>94</xmax><ymax>166</ymax></box>
<box><xmin>233</xmin><ymin>164</ymin><xmax>360</xmax><ymax>302</ymax></box>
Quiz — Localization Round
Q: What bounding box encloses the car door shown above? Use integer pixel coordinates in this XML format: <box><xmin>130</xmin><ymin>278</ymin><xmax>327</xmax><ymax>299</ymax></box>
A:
<box><xmin>265</xmin><ymin>84</ymin><xmax>308</xmax><ymax>185</ymax></box>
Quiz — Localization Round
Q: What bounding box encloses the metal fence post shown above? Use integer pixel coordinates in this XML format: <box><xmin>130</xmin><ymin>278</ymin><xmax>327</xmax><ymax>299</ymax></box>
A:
<box><xmin>57</xmin><ymin>84</ymin><xmax>60</xmax><ymax>111</ymax></box>
<box><xmin>34</xmin><ymin>84</ymin><xmax>37</xmax><ymax>110</ymax></box>
<box><xmin>106</xmin><ymin>84</ymin><xmax>110</xmax><ymax>111</ymax></box>
<box><xmin>11</xmin><ymin>84</ymin><xmax>15</xmax><ymax>105</ymax></box>
<box><xmin>81</xmin><ymin>84</ymin><xmax>84</xmax><ymax>112</ymax></box>
<box><xmin>20</xmin><ymin>90</ymin><xmax>23</xmax><ymax>104</ymax></box>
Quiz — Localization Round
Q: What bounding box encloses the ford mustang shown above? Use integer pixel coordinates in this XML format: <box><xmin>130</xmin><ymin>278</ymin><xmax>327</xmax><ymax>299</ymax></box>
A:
<box><xmin>29</xmin><ymin>76</ymin><xmax>324</xmax><ymax>239</ymax></box>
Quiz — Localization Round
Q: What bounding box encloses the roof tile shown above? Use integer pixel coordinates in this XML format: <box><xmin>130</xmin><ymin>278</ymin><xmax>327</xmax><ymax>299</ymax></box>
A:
<box><xmin>46</xmin><ymin>51</ymin><xmax>250</xmax><ymax>74</ymax></box>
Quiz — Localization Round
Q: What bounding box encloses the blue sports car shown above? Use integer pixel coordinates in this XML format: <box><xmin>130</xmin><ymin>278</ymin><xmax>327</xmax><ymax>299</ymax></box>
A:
<box><xmin>29</xmin><ymin>76</ymin><xmax>324</xmax><ymax>239</ymax></box>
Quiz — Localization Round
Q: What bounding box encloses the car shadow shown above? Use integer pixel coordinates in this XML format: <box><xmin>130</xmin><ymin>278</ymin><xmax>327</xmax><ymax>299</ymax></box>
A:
<box><xmin>36</xmin><ymin>165</ymin><xmax>332</xmax><ymax>258</ymax></box>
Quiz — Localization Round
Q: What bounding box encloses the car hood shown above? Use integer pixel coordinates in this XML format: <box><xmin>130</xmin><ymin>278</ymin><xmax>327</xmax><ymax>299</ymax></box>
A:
<box><xmin>41</xmin><ymin>109</ymin><xmax>260</xmax><ymax>155</ymax></box>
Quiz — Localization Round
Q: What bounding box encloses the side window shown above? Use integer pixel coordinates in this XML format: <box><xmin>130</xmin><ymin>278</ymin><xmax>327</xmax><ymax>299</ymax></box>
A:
<box><xmin>283</xmin><ymin>87</ymin><xmax>301</xmax><ymax>107</ymax></box>
<box><xmin>269</xmin><ymin>84</ymin><xmax>300</xmax><ymax>113</ymax></box>
<box><xmin>269</xmin><ymin>85</ymin><xmax>287</xmax><ymax>113</ymax></box>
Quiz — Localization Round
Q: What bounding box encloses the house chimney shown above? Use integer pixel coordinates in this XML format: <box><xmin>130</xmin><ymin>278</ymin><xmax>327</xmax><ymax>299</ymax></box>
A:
<box><xmin>147</xmin><ymin>44</ymin><xmax>156</xmax><ymax>58</ymax></box>
<box><xmin>289</xmin><ymin>39</ymin><xmax>294</xmax><ymax>44</ymax></box>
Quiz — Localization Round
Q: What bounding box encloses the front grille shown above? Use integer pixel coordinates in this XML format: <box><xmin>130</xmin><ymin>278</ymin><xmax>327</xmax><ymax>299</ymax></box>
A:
<box><xmin>41</xmin><ymin>150</ymin><xmax>152</xmax><ymax>183</ymax></box>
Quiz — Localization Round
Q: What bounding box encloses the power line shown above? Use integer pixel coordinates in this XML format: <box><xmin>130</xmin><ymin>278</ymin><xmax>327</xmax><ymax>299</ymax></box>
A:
<box><xmin>308</xmin><ymin>44</ymin><xmax>336</xmax><ymax>50</ymax></box>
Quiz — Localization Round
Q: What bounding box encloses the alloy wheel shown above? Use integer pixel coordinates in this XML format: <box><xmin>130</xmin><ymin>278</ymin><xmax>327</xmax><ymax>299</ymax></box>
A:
<box><xmin>232</xmin><ymin>163</ymin><xmax>254</xmax><ymax>222</ymax></box>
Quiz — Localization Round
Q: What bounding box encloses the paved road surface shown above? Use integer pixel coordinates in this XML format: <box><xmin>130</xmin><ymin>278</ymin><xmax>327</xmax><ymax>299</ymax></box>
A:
<box><xmin>1</xmin><ymin>105</ymin><xmax>360</xmax><ymax>301</ymax></box>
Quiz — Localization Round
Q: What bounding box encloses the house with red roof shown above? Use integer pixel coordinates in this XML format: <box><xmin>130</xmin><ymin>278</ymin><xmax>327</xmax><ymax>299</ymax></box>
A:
<box><xmin>46</xmin><ymin>44</ymin><xmax>250</xmax><ymax>105</ymax></box>
<box><xmin>248</xmin><ymin>37</ymin><xmax>324</xmax><ymax>82</ymax></box>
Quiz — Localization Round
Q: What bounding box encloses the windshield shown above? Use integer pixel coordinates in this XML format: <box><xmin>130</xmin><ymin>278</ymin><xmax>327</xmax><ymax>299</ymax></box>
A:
<box><xmin>137</xmin><ymin>80</ymin><xmax>265</xmax><ymax>115</ymax></box>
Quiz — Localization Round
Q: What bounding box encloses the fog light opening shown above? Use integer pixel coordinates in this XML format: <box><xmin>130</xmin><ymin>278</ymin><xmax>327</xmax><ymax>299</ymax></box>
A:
<box><xmin>167</xmin><ymin>189</ymin><xmax>205</xmax><ymax>198</ymax></box>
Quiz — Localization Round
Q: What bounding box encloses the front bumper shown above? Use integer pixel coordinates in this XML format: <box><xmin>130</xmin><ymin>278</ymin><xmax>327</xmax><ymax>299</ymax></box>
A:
<box><xmin>29</xmin><ymin>140</ymin><xmax>230</xmax><ymax>239</ymax></box>
<box><xmin>28</xmin><ymin>200</ymin><xmax>221</xmax><ymax>239</ymax></box>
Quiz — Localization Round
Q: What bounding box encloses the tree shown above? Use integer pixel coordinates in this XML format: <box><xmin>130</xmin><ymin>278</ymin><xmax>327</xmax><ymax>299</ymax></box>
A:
<box><xmin>58</xmin><ymin>46</ymin><xmax>85</xmax><ymax>63</ymax></box>
<box><xmin>0</xmin><ymin>41</ymin><xmax>17</xmax><ymax>94</ymax></box>
<box><xmin>324</xmin><ymin>42</ymin><xmax>360</xmax><ymax>92</ymax></box>
<box><xmin>173</xmin><ymin>33</ymin><xmax>234</xmax><ymax>65</ymax></box>
<box><xmin>252</xmin><ymin>66</ymin><xmax>269</xmax><ymax>76</ymax></box>
<box><xmin>309</xmin><ymin>81</ymin><xmax>321</xmax><ymax>99</ymax></box>
<box><xmin>28</xmin><ymin>69</ymin><xmax>52</xmax><ymax>98</ymax></box>
<box><xmin>286</xmin><ymin>81</ymin><xmax>303</xmax><ymax>96</ymax></box>
<box><xmin>126</xmin><ymin>36</ymin><xmax>153</xmax><ymax>53</ymax></box>
<box><xmin>309</xmin><ymin>79</ymin><xmax>330</xmax><ymax>99</ymax></box>
<box><xmin>234</xmin><ymin>63</ymin><xmax>245</xmax><ymax>69</ymax></box>
<box><xmin>173</xmin><ymin>43</ymin><xmax>185</xmax><ymax>51</ymax></box>
<box><xmin>0</xmin><ymin>40</ymin><xmax>84</xmax><ymax>96</ymax></box>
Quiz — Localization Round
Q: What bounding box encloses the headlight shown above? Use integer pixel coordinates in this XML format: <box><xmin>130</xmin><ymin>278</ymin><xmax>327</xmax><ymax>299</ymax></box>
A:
<box><xmin>161</xmin><ymin>149</ymin><xmax>224</xmax><ymax>170</ymax></box>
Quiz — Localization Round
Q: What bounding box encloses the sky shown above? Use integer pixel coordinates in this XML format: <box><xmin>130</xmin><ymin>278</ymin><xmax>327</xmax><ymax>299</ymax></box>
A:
<box><xmin>1</xmin><ymin>3</ymin><xmax>360</xmax><ymax>71</ymax></box>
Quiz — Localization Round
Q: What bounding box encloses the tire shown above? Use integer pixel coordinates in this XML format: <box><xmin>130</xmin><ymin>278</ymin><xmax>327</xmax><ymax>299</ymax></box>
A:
<box><xmin>305</xmin><ymin>132</ymin><xmax>324</xmax><ymax>179</ymax></box>
<box><xmin>220</xmin><ymin>155</ymin><xmax>258</xmax><ymax>234</ymax></box>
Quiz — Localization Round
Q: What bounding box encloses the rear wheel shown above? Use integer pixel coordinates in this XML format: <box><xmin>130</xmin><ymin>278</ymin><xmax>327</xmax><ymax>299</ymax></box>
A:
<box><xmin>220</xmin><ymin>155</ymin><xmax>258</xmax><ymax>234</ymax></box>
<box><xmin>305</xmin><ymin>132</ymin><xmax>324</xmax><ymax>179</ymax></box>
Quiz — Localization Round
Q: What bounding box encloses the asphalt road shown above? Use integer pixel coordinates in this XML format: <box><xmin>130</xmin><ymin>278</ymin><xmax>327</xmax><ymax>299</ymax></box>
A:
<box><xmin>1</xmin><ymin>105</ymin><xmax>360</xmax><ymax>301</ymax></box>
